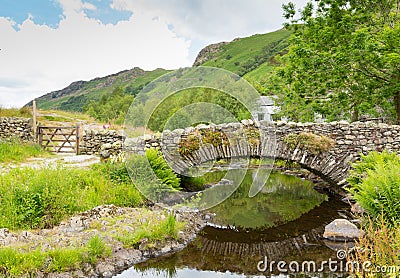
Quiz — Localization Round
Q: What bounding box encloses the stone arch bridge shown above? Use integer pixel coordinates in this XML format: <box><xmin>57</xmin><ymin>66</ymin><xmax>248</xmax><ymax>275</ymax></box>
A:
<box><xmin>125</xmin><ymin>121</ymin><xmax>400</xmax><ymax>187</ymax></box>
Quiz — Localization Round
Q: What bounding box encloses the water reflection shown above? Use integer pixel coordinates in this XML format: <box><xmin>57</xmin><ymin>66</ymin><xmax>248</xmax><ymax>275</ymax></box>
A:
<box><xmin>114</xmin><ymin>171</ymin><xmax>350</xmax><ymax>278</ymax></box>
<box><xmin>205</xmin><ymin>170</ymin><xmax>327</xmax><ymax>229</ymax></box>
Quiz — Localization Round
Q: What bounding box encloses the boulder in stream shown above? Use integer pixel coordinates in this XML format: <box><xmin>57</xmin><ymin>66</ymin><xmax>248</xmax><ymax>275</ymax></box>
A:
<box><xmin>323</xmin><ymin>219</ymin><xmax>364</xmax><ymax>241</ymax></box>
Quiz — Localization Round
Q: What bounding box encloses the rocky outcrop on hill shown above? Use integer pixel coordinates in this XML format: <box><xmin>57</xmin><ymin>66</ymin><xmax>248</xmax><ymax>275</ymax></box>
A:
<box><xmin>193</xmin><ymin>41</ymin><xmax>228</xmax><ymax>66</ymax></box>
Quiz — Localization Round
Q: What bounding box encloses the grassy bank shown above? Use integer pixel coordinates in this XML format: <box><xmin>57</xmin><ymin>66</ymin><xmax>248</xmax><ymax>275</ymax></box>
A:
<box><xmin>0</xmin><ymin>164</ymin><xmax>144</xmax><ymax>230</ymax></box>
<box><xmin>0</xmin><ymin>152</ymin><xmax>188</xmax><ymax>276</ymax></box>
<box><xmin>0</xmin><ymin>107</ymin><xmax>32</xmax><ymax>118</ymax></box>
<box><xmin>0</xmin><ymin>235</ymin><xmax>110</xmax><ymax>276</ymax></box>
<box><xmin>0</xmin><ymin>210</ymin><xmax>184</xmax><ymax>277</ymax></box>
<box><xmin>0</xmin><ymin>140</ymin><xmax>47</xmax><ymax>163</ymax></box>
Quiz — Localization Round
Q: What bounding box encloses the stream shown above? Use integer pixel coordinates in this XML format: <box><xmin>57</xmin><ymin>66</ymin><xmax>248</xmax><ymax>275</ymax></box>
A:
<box><xmin>115</xmin><ymin>169</ymin><xmax>350</xmax><ymax>277</ymax></box>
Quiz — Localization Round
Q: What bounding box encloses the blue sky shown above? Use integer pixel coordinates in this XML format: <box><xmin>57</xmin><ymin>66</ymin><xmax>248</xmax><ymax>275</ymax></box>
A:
<box><xmin>0</xmin><ymin>0</ymin><xmax>308</xmax><ymax>107</ymax></box>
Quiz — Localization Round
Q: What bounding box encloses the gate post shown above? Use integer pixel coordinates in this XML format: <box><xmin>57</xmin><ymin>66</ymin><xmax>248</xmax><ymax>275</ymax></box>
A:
<box><xmin>76</xmin><ymin>124</ymin><xmax>80</xmax><ymax>155</ymax></box>
<box><xmin>38</xmin><ymin>125</ymin><xmax>42</xmax><ymax>148</ymax></box>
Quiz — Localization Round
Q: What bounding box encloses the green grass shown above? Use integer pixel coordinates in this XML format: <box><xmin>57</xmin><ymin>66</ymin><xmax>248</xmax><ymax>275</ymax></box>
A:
<box><xmin>0</xmin><ymin>165</ymin><xmax>144</xmax><ymax>230</ymax></box>
<box><xmin>0</xmin><ymin>140</ymin><xmax>47</xmax><ymax>163</ymax></box>
<box><xmin>0</xmin><ymin>235</ymin><xmax>111</xmax><ymax>276</ymax></box>
<box><xmin>0</xmin><ymin>107</ymin><xmax>32</xmax><ymax>118</ymax></box>
<box><xmin>115</xmin><ymin>214</ymin><xmax>183</xmax><ymax>248</ymax></box>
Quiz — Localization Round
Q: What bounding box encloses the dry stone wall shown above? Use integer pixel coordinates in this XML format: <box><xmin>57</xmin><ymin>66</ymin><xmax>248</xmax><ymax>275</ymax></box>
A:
<box><xmin>0</xmin><ymin>117</ymin><xmax>33</xmax><ymax>141</ymax></box>
<box><xmin>80</xmin><ymin>129</ymin><xmax>125</xmax><ymax>156</ymax></box>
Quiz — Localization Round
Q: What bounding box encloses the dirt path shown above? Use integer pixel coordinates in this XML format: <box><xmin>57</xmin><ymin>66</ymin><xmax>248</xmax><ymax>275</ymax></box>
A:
<box><xmin>0</xmin><ymin>153</ymin><xmax>100</xmax><ymax>173</ymax></box>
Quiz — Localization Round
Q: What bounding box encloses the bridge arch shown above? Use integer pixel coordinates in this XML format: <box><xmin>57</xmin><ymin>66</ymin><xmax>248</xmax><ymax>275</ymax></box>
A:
<box><xmin>126</xmin><ymin>121</ymin><xmax>400</xmax><ymax>187</ymax></box>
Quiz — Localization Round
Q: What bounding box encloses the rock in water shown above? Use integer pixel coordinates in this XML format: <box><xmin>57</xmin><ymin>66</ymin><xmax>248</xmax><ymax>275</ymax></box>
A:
<box><xmin>323</xmin><ymin>219</ymin><xmax>365</xmax><ymax>241</ymax></box>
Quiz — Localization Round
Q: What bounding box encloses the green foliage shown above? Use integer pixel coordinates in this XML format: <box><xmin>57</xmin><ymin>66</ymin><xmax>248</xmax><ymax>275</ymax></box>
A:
<box><xmin>0</xmin><ymin>107</ymin><xmax>32</xmax><ymax>118</ymax></box>
<box><xmin>347</xmin><ymin>151</ymin><xmax>400</xmax><ymax>226</ymax></box>
<box><xmin>0</xmin><ymin>236</ymin><xmax>111</xmax><ymax>276</ymax></box>
<box><xmin>273</xmin><ymin>0</ymin><xmax>400</xmax><ymax>123</ymax></box>
<box><xmin>283</xmin><ymin>132</ymin><xmax>335</xmax><ymax>154</ymax></box>
<box><xmin>0</xmin><ymin>166</ymin><xmax>144</xmax><ymax>230</ymax></box>
<box><xmin>145</xmin><ymin>149</ymin><xmax>181</xmax><ymax>190</ymax></box>
<box><xmin>0</xmin><ymin>140</ymin><xmax>46</xmax><ymax>163</ymax></box>
<box><xmin>85</xmin><ymin>86</ymin><xmax>134</xmax><ymax>124</ymax></box>
<box><xmin>347</xmin><ymin>151</ymin><xmax>400</xmax><ymax>187</ymax></box>
<box><xmin>145</xmin><ymin>88</ymin><xmax>251</xmax><ymax>132</ymax></box>
<box><xmin>115</xmin><ymin>214</ymin><xmax>181</xmax><ymax>248</ymax></box>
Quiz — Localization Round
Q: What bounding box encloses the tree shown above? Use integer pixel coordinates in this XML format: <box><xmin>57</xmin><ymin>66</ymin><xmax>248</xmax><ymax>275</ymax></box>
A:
<box><xmin>84</xmin><ymin>86</ymin><xmax>134</xmax><ymax>124</ymax></box>
<box><xmin>273</xmin><ymin>0</ymin><xmax>400</xmax><ymax>123</ymax></box>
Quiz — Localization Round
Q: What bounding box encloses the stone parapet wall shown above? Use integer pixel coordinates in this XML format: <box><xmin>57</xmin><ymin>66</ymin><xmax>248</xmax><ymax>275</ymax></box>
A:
<box><xmin>123</xmin><ymin>120</ymin><xmax>400</xmax><ymax>186</ymax></box>
<box><xmin>0</xmin><ymin>117</ymin><xmax>33</xmax><ymax>142</ymax></box>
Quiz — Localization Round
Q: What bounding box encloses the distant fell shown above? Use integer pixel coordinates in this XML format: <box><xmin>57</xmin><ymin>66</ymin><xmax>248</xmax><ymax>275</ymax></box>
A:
<box><xmin>25</xmin><ymin>67</ymin><xmax>169</xmax><ymax>112</ymax></box>
<box><xmin>27</xmin><ymin>28</ymin><xmax>293</xmax><ymax>112</ymax></box>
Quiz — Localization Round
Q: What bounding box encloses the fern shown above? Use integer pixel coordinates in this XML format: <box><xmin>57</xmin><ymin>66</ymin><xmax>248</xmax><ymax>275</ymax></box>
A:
<box><xmin>347</xmin><ymin>151</ymin><xmax>400</xmax><ymax>227</ymax></box>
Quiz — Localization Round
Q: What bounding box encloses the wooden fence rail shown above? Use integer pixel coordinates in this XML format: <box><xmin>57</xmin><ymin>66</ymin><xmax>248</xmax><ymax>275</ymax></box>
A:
<box><xmin>37</xmin><ymin>125</ymin><xmax>80</xmax><ymax>154</ymax></box>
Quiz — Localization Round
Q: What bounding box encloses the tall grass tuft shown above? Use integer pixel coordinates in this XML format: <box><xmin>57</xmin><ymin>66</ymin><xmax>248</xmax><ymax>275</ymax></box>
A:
<box><xmin>116</xmin><ymin>213</ymin><xmax>181</xmax><ymax>247</ymax></box>
<box><xmin>0</xmin><ymin>235</ymin><xmax>111</xmax><ymax>276</ymax></box>
<box><xmin>349</xmin><ymin>217</ymin><xmax>400</xmax><ymax>277</ymax></box>
<box><xmin>0</xmin><ymin>106</ymin><xmax>32</xmax><ymax>118</ymax></box>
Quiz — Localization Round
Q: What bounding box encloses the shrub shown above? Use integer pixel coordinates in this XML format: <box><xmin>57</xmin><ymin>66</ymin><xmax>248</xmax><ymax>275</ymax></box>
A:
<box><xmin>347</xmin><ymin>150</ymin><xmax>400</xmax><ymax>189</ymax></box>
<box><xmin>178</xmin><ymin>133</ymin><xmax>200</xmax><ymax>157</ymax></box>
<box><xmin>347</xmin><ymin>151</ymin><xmax>400</xmax><ymax>227</ymax></box>
<box><xmin>283</xmin><ymin>132</ymin><xmax>335</xmax><ymax>154</ymax></box>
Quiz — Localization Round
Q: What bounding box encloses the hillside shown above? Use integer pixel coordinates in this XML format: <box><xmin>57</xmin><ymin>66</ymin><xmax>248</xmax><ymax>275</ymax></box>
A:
<box><xmin>26</xmin><ymin>67</ymin><xmax>170</xmax><ymax>112</ymax></box>
<box><xmin>193</xmin><ymin>28</ymin><xmax>293</xmax><ymax>90</ymax></box>
<box><xmin>27</xmin><ymin>28</ymin><xmax>292</xmax><ymax>113</ymax></box>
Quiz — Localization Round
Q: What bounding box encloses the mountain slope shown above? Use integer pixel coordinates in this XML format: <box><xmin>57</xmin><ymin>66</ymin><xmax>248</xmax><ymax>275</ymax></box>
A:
<box><xmin>193</xmin><ymin>28</ymin><xmax>292</xmax><ymax>76</ymax></box>
<box><xmin>27</xmin><ymin>28</ymin><xmax>292</xmax><ymax>112</ymax></box>
<box><xmin>193</xmin><ymin>28</ymin><xmax>292</xmax><ymax>92</ymax></box>
<box><xmin>27</xmin><ymin>67</ymin><xmax>169</xmax><ymax>112</ymax></box>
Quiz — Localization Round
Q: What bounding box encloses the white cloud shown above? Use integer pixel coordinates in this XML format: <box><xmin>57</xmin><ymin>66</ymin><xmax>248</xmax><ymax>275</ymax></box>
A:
<box><xmin>0</xmin><ymin>0</ymin><xmax>191</xmax><ymax>107</ymax></box>
<box><xmin>112</xmin><ymin>0</ymin><xmax>309</xmax><ymax>41</ymax></box>
<box><xmin>82</xmin><ymin>2</ymin><xmax>97</xmax><ymax>11</ymax></box>
<box><xmin>0</xmin><ymin>0</ymin><xmax>309</xmax><ymax>108</ymax></box>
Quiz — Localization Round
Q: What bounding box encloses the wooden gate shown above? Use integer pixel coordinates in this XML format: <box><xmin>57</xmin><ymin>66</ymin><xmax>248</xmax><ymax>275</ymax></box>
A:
<box><xmin>37</xmin><ymin>125</ymin><xmax>80</xmax><ymax>154</ymax></box>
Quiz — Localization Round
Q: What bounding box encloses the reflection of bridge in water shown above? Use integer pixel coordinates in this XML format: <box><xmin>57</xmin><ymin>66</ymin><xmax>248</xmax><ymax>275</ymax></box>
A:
<box><xmin>136</xmin><ymin>193</ymin><xmax>349</xmax><ymax>276</ymax></box>
<box><xmin>199</xmin><ymin>227</ymin><xmax>323</xmax><ymax>260</ymax></box>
